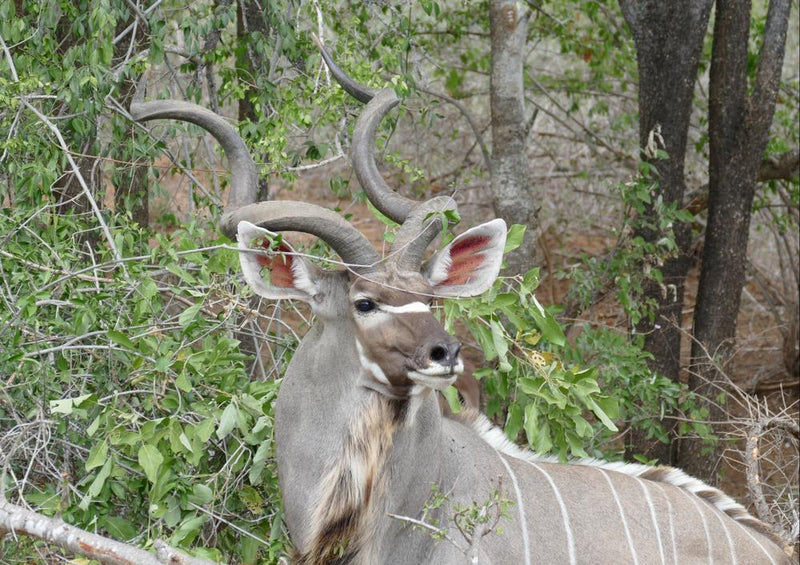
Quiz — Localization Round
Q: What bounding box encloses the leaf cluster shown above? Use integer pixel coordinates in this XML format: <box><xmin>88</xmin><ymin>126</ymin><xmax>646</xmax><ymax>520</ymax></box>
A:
<box><xmin>0</xmin><ymin>209</ymin><xmax>289</xmax><ymax>563</ymax></box>
<box><xmin>442</xmin><ymin>231</ymin><xmax>620</xmax><ymax>460</ymax></box>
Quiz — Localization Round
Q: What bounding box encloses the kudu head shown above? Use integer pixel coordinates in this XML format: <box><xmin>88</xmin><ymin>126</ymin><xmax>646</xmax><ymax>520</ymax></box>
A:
<box><xmin>131</xmin><ymin>43</ymin><xmax>506</xmax><ymax>401</ymax></box>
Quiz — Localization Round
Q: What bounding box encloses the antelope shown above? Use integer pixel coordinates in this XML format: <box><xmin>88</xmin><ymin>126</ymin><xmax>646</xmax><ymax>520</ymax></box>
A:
<box><xmin>131</xmin><ymin>45</ymin><xmax>792</xmax><ymax>565</ymax></box>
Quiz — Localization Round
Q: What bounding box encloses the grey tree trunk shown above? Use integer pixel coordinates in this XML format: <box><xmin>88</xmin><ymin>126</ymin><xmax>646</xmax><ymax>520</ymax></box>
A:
<box><xmin>236</xmin><ymin>0</ymin><xmax>271</xmax><ymax>202</ymax></box>
<box><xmin>489</xmin><ymin>0</ymin><xmax>537</xmax><ymax>275</ymax></box>
<box><xmin>680</xmin><ymin>0</ymin><xmax>791</xmax><ymax>484</ymax></box>
<box><xmin>618</xmin><ymin>0</ymin><xmax>713</xmax><ymax>465</ymax></box>
<box><xmin>231</xmin><ymin>0</ymin><xmax>275</xmax><ymax>376</ymax></box>
<box><xmin>115</xmin><ymin>82</ymin><xmax>150</xmax><ymax>228</ymax></box>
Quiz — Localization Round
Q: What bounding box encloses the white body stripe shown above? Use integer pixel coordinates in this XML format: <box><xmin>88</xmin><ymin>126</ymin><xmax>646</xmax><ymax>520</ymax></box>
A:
<box><xmin>679</xmin><ymin>487</ymin><xmax>714</xmax><ymax>564</ymax></box>
<box><xmin>459</xmin><ymin>412</ymin><xmax>784</xmax><ymax>565</ymax></box>
<box><xmin>709</xmin><ymin>503</ymin><xmax>738</xmax><ymax>565</ymax></box>
<box><xmin>527</xmin><ymin>462</ymin><xmax>576</xmax><ymax>565</ymax></box>
<box><xmin>600</xmin><ymin>469</ymin><xmax>639</xmax><ymax>565</ymax></box>
<box><xmin>636</xmin><ymin>477</ymin><xmax>666</xmax><ymax>565</ymax></box>
<box><xmin>497</xmin><ymin>453</ymin><xmax>531</xmax><ymax>565</ymax></box>
<box><xmin>653</xmin><ymin>482</ymin><xmax>679</xmax><ymax>565</ymax></box>
<box><xmin>734</xmin><ymin>520</ymin><xmax>777</xmax><ymax>565</ymax></box>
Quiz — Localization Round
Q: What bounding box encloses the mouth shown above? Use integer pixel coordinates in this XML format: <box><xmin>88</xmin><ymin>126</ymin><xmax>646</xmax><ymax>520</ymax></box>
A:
<box><xmin>407</xmin><ymin>360</ymin><xmax>464</xmax><ymax>391</ymax></box>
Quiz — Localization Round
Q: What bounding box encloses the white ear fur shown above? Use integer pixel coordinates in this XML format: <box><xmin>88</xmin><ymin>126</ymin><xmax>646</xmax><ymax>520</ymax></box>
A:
<box><xmin>423</xmin><ymin>218</ymin><xmax>507</xmax><ymax>297</ymax></box>
<box><xmin>237</xmin><ymin>221</ymin><xmax>320</xmax><ymax>302</ymax></box>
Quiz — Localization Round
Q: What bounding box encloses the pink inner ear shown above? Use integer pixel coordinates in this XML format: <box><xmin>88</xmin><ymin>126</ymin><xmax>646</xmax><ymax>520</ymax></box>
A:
<box><xmin>256</xmin><ymin>242</ymin><xmax>295</xmax><ymax>288</ymax></box>
<box><xmin>440</xmin><ymin>235</ymin><xmax>491</xmax><ymax>286</ymax></box>
<box><xmin>449</xmin><ymin>235</ymin><xmax>490</xmax><ymax>256</ymax></box>
<box><xmin>441</xmin><ymin>254</ymin><xmax>484</xmax><ymax>286</ymax></box>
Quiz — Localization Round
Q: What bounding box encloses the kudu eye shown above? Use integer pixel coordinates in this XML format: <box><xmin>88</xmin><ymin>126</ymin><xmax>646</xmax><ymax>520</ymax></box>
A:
<box><xmin>354</xmin><ymin>298</ymin><xmax>376</xmax><ymax>313</ymax></box>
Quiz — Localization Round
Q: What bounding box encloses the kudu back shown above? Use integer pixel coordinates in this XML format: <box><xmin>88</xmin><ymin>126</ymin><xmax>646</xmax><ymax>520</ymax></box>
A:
<box><xmin>132</xmin><ymin>44</ymin><xmax>792</xmax><ymax>565</ymax></box>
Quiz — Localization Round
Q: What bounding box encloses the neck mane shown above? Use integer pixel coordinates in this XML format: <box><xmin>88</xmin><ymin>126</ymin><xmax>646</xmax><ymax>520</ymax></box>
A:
<box><xmin>295</xmin><ymin>393</ymin><xmax>408</xmax><ymax>565</ymax></box>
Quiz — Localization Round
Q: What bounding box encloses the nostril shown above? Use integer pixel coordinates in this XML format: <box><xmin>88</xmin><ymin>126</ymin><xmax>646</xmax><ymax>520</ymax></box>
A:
<box><xmin>430</xmin><ymin>345</ymin><xmax>448</xmax><ymax>363</ymax></box>
<box><xmin>429</xmin><ymin>342</ymin><xmax>462</xmax><ymax>365</ymax></box>
<box><xmin>447</xmin><ymin>343</ymin><xmax>462</xmax><ymax>360</ymax></box>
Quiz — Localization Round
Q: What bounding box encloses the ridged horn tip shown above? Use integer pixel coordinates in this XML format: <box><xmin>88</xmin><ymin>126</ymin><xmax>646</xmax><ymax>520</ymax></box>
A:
<box><xmin>312</xmin><ymin>34</ymin><xmax>377</xmax><ymax>104</ymax></box>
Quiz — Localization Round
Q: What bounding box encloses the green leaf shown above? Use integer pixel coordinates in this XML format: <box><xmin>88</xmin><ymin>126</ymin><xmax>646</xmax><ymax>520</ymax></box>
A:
<box><xmin>195</xmin><ymin>418</ymin><xmax>215</xmax><ymax>442</ymax></box>
<box><xmin>138</xmin><ymin>444</ymin><xmax>164</xmax><ymax>484</ymax></box>
<box><xmin>586</xmin><ymin>397</ymin><xmax>619</xmax><ymax>432</ymax></box>
<box><xmin>104</xmin><ymin>516</ymin><xmax>137</xmax><ymax>541</ymax></box>
<box><xmin>170</xmin><ymin>514</ymin><xmax>208</xmax><ymax>545</ymax></box>
<box><xmin>178</xmin><ymin>302</ymin><xmax>203</xmax><ymax>327</ymax></box>
<box><xmin>570</xmin><ymin>414</ymin><xmax>592</xmax><ymax>437</ymax></box>
<box><xmin>166</xmin><ymin>263</ymin><xmax>197</xmax><ymax>285</ymax></box>
<box><xmin>50</xmin><ymin>398</ymin><xmax>74</xmax><ymax>415</ymax></box>
<box><xmin>238</xmin><ymin>485</ymin><xmax>264</xmax><ymax>514</ymax></box>
<box><xmin>85</xmin><ymin>440</ymin><xmax>109</xmax><ymax>471</ymax></box>
<box><xmin>50</xmin><ymin>393</ymin><xmax>93</xmax><ymax>415</ymax></box>
<box><xmin>529</xmin><ymin>295</ymin><xmax>566</xmax><ymax>346</ymax></box>
<box><xmin>505</xmin><ymin>403</ymin><xmax>523</xmax><ymax>441</ymax></box>
<box><xmin>518</xmin><ymin>377</ymin><xmax>543</xmax><ymax>396</ymax></box>
<box><xmin>174</xmin><ymin>371</ymin><xmax>192</xmax><ymax>392</ymax></box>
<box><xmin>531</xmin><ymin>420</ymin><xmax>552</xmax><ymax>454</ymax></box>
<box><xmin>179</xmin><ymin>432</ymin><xmax>193</xmax><ymax>453</ymax></box>
<box><xmin>490</xmin><ymin>319</ymin><xmax>510</xmax><ymax>371</ymax></box>
<box><xmin>80</xmin><ymin>457</ymin><xmax>113</xmax><ymax>509</ymax></box>
<box><xmin>216</xmin><ymin>403</ymin><xmax>238</xmax><ymax>439</ymax></box>
<box><xmin>442</xmin><ymin>386</ymin><xmax>461</xmax><ymax>414</ymax></box>
<box><xmin>504</xmin><ymin>224</ymin><xmax>526</xmax><ymax>253</ymax></box>
<box><xmin>249</xmin><ymin>440</ymin><xmax>271</xmax><ymax>485</ymax></box>
<box><xmin>107</xmin><ymin>329</ymin><xmax>134</xmax><ymax>349</ymax></box>
<box><xmin>189</xmin><ymin>484</ymin><xmax>214</xmax><ymax>505</ymax></box>
<box><xmin>523</xmin><ymin>404</ymin><xmax>539</xmax><ymax>447</ymax></box>
<box><xmin>86</xmin><ymin>415</ymin><xmax>101</xmax><ymax>437</ymax></box>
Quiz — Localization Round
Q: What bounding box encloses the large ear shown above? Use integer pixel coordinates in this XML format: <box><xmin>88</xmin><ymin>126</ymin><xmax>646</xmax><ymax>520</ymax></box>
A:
<box><xmin>423</xmin><ymin>218</ymin><xmax>507</xmax><ymax>297</ymax></box>
<box><xmin>237</xmin><ymin>221</ymin><xmax>322</xmax><ymax>302</ymax></box>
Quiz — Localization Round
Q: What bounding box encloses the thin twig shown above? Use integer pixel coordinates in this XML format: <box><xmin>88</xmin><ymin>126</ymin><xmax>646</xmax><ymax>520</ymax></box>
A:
<box><xmin>20</xmin><ymin>100</ymin><xmax>128</xmax><ymax>277</ymax></box>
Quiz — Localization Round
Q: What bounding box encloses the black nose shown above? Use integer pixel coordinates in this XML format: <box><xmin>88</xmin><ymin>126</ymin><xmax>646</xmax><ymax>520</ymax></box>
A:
<box><xmin>429</xmin><ymin>342</ymin><xmax>462</xmax><ymax>367</ymax></box>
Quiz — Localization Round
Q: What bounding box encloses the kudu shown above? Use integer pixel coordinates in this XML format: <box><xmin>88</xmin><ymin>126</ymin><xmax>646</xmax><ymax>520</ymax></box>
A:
<box><xmin>131</xmin><ymin>46</ymin><xmax>792</xmax><ymax>565</ymax></box>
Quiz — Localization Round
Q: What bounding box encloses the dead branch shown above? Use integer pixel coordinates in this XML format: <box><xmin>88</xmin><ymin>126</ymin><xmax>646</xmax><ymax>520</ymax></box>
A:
<box><xmin>759</xmin><ymin>149</ymin><xmax>800</xmax><ymax>182</ymax></box>
<box><xmin>686</xmin><ymin>148</ymin><xmax>800</xmax><ymax>214</ymax></box>
<box><xmin>0</xmin><ymin>500</ymin><xmax>222</xmax><ymax>565</ymax></box>
<box><xmin>743</xmin><ymin>406</ymin><xmax>799</xmax><ymax>547</ymax></box>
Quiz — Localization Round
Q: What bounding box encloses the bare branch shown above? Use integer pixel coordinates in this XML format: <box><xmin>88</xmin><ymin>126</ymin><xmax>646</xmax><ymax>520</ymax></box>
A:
<box><xmin>387</xmin><ymin>512</ymin><xmax>463</xmax><ymax>549</ymax></box>
<box><xmin>20</xmin><ymin>100</ymin><xmax>127</xmax><ymax>276</ymax></box>
<box><xmin>744</xmin><ymin>409</ymin><xmax>799</xmax><ymax>546</ymax></box>
<box><xmin>759</xmin><ymin>148</ymin><xmax>800</xmax><ymax>182</ymax></box>
<box><xmin>417</xmin><ymin>86</ymin><xmax>492</xmax><ymax>172</ymax></box>
<box><xmin>0</xmin><ymin>500</ymin><xmax>221</xmax><ymax>565</ymax></box>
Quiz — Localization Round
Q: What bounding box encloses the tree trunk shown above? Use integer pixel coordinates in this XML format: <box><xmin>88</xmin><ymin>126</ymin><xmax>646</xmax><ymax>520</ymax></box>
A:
<box><xmin>112</xmin><ymin>9</ymin><xmax>151</xmax><ymax>226</ymax></box>
<box><xmin>489</xmin><ymin>0</ymin><xmax>537</xmax><ymax>275</ymax></box>
<box><xmin>618</xmin><ymin>0</ymin><xmax>713</xmax><ymax>465</ymax></box>
<box><xmin>680</xmin><ymin>0</ymin><xmax>791</xmax><ymax>483</ymax></box>
<box><xmin>237</xmin><ymin>0</ymin><xmax>270</xmax><ymax>202</ymax></box>
<box><xmin>233</xmin><ymin>0</ymin><xmax>275</xmax><ymax>375</ymax></box>
<box><xmin>115</xmin><ymin>82</ymin><xmax>150</xmax><ymax>227</ymax></box>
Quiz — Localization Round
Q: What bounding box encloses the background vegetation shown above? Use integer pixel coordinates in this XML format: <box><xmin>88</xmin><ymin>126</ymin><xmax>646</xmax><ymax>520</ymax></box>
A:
<box><xmin>1</xmin><ymin>0</ymin><xmax>797</xmax><ymax>563</ymax></box>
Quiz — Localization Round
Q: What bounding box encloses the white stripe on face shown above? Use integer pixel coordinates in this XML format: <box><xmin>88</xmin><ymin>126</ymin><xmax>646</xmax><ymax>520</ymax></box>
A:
<box><xmin>355</xmin><ymin>340</ymin><xmax>390</xmax><ymax>385</ymax></box>
<box><xmin>377</xmin><ymin>301</ymin><xmax>430</xmax><ymax>314</ymax></box>
<box><xmin>351</xmin><ymin>298</ymin><xmax>431</xmax><ymax>330</ymax></box>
